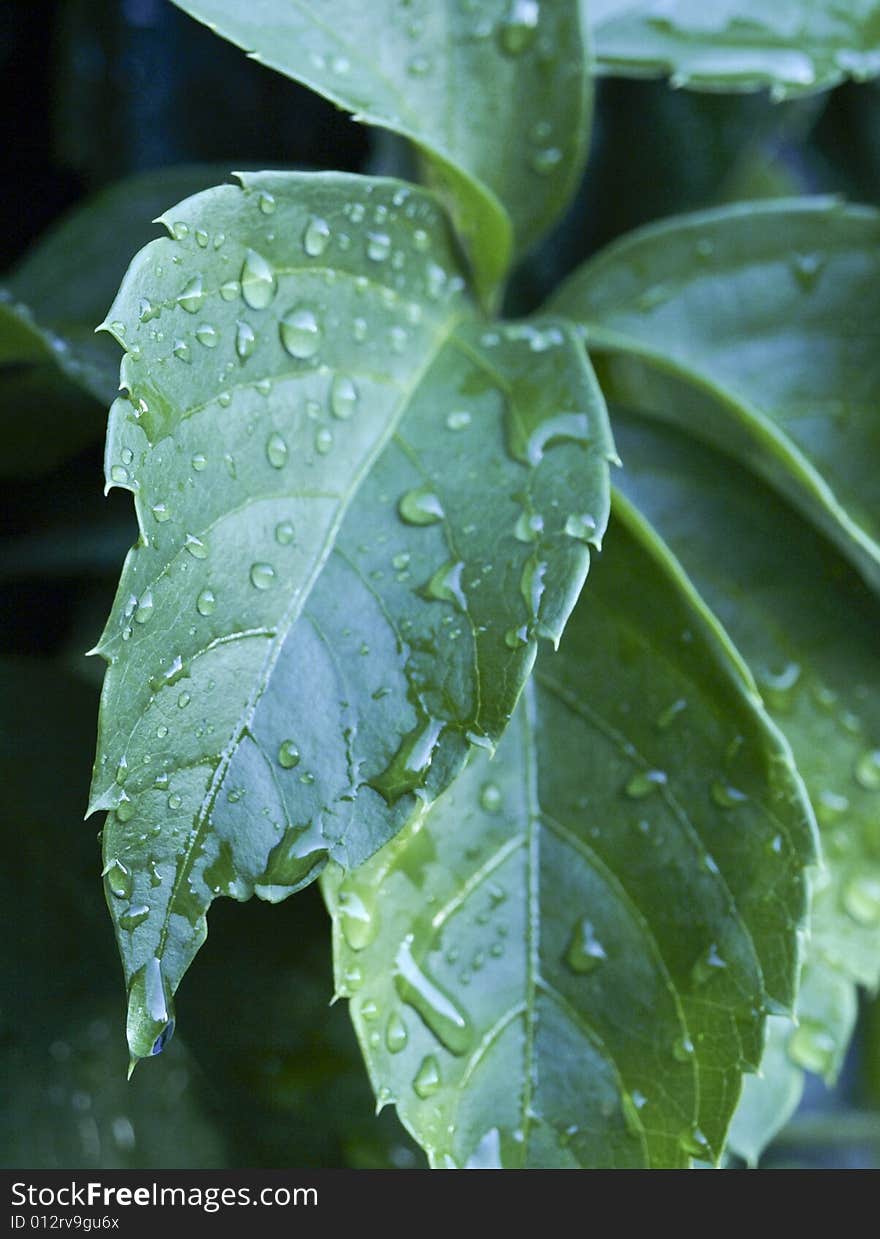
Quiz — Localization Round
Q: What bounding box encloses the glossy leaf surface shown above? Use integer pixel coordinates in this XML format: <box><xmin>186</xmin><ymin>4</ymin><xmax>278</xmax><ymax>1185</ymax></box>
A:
<box><xmin>89</xmin><ymin>170</ymin><xmax>613</xmax><ymax>1065</ymax></box>
<box><xmin>325</xmin><ymin>497</ymin><xmax>816</xmax><ymax>1168</ymax></box>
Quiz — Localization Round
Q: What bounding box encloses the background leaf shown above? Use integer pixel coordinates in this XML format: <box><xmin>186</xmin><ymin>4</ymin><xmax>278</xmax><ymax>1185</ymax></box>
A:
<box><xmin>615</xmin><ymin>412</ymin><xmax>880</xmax><ymax>1159</ymax></box>
<box><xmin>589</xmin><ymin>0</ymin><xmax>880</xmax><ymax>97</ymax></box>
<box><xmin>89</xmin><ymin>170</ymin><xmax>613</xmax><ymax>1066</ymax></box>
<box><xmin>324</xmin><ymin>496</ymin><xmax>817</xmax><ymax>1168</ymax></box>
<box><xmin>170</xmin><ymin>0</ymin><xmax>593</xmax><ymax>302</ymax></box>
<box><xmin>552</xmin><ymin>198</ymin><xmax>880</xmax><ymax>594</ymax></box>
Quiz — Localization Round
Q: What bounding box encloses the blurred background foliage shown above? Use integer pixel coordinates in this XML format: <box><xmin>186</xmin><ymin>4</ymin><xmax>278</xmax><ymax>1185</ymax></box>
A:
<box><xmin>1</xmin><ymin>0</ymin><xmax>878</xmax><ymax>1168</ymax></box>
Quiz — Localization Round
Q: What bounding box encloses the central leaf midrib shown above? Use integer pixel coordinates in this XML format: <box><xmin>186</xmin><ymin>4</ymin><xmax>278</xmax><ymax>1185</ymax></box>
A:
<box><xmin>155</xmin><ymin>303</ymin><xmax>472</xmax><ymax>963</ymax></box>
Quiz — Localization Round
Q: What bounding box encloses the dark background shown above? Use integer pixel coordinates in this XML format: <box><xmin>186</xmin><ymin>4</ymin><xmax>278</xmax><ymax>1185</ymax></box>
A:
<box><xmin>1</xmin><ymin>0</ymin><xmax>879</xmax><ymax>1169</ymax></box>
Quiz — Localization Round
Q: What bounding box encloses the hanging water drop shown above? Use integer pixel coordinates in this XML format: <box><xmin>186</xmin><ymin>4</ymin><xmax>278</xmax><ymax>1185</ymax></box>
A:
<box><xmin>235</xmin><ymin>320</ymin><xmax>256</xmax><ymax>361</ymax></box>
<box><xmin>240</xmin><ymin>249</ymin><xmax>277</xmax><ymax>310</ymax></box>
<box><xmin>280</xmin><ymin>306</ymin><xmax>322</xmax><ymax>358</ymax></box>
<box><xmin>303</xmin><ymin>215</ymin><xmax>331</xmax><ymax>257</ymax></box>
<box><xmin>398</xmin><ymin>486</ymin><xmax>444</xmax><ymax>525</ymax></box>
<box><xmin>385</xmin><ymin>1012</ymin><xmax>408</xmax><ymax>1054</ymax></box>
<box><xmin>176</xmin><ymin>275</ymin><xmax>205</xmax><ymax>314</ymax></box>
<box><xmin>196</xmin><ymin>588</ymin><xmax>216</xmax><ymax>616</ymax></box>
<box><xmin>394</xmin><ymin>936</ymin><xmax>472</xmax><ymax>1055</ymax></box>
<box><xmin>565</xmin><ymin>917</ymin><xmax>607</xmax><ymax>974</ymax></box>
<box><xmin>266</xmin><ymin>432</ymin><xmax>288</xmax><ymax>468</ymax></box>
<box><xmin>278</xmin><ymin>739</ymin><xmax>301</xmax><ymax>769</ymax></box>
<box><xmin>498</xmin><ymin>0</ymin><xmax>540</xmax><ymax>56</ymax></box>
<box><xmin>250</xmin><ymin>562</ymin><xmax>276</xmax><ymax>590</ymax></box>
<box><xmin>330</xmin><ymin>374</ymin><xmax>359</xmax><ymax>419</ymax></box>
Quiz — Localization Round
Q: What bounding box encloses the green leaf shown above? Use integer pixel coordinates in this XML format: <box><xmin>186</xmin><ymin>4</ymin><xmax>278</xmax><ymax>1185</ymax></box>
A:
<box><xmin>89</xmin><ymin>170</ymin><xmax>613</xmax><ymax>1066</ymax></box>
<box><xmin>170</xmin><ymin>0</ymin><xmax>593</xmax><ymax>303</ymax></box>
<box><xmin>614</xmin><ymin>412</ymin><xmax>880</xmax><ymax>1160</ymax></box>
<box><xmin>1</xmin><ymin>165</ymin><xmax>256</xmax><ymax>410</ymax></box>
<box><xmin>551</xmin><ymin>198</ymin><xmax>880</xmax><ymax>594</ymax></box>
<box><xmin>323</xmin><ymin>495</ymin><xmax>817</xmax><ymax>1169</ymax></box>
<box><xmin>589</xmin><ymin>0</ymin><xmax>880</xmax><ymax>97</ymax></box>
<box><xmin>0</xmin><ymin>294</ymin><xmax>116</xmax><ymax>404</ymax></box>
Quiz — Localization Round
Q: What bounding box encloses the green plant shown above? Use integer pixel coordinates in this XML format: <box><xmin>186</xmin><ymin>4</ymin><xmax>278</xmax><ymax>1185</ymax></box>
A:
<box><xmin>5</xmin><ymin>0</ymin><xmax>880</xmax><ymax>1169</ymax></box>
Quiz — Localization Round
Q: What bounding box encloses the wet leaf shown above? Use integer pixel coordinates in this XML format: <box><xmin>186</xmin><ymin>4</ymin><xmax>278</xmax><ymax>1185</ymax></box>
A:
<box><xmin>553</xmin><ymin>198</ymin><xmax>880</xmax><ymax>594</ymax></box>
<box><xmin>171</xmin><ymin>0</ymin><xmax>593</xmax><ymax>303</ymax></box>
<box><xmin>89</xmin><ymin>171</ymin><xmax>613</xmax><ymax>1067</ymax></box>
<box><xmin>616</xmin><ymin>413</ymin><xmax>880</xmax><ymax>1161</ymax></box>
<box><xmin>590</xmin><ymin>0</ymin><xmax>880</xmax><ymax>97</ymax></box>
<box><xmin>324</xmin><ymin>495</ymin><xmax>816</xmax><ymax>1168</ymax></box>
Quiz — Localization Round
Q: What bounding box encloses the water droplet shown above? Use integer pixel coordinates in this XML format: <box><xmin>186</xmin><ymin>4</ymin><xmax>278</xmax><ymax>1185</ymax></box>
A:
<box><xmin>656</xmin><ymin>698</ymin><xmax>687</xmax><ymax>730</ymax></box>
<box><xmin>673</xmin><ymin>1035</ymin><xmax>695</xmax><ymax>1062</ymax></box>
<box><xmin>624</xmin><ymin>769</ymin><xmax>667</xmax><ymax>800</ymax></box>
<box><xmin>564</xmin><ymin>512</ymin><xmax>597</xmax><ymax>542</ymax></box>
<box><xmin>421</xmin><ymin>559</ymin><xmax>467</xmax><ymax>610</ymax></box>
<box><xmin>842</xmin><ymin>873</ymin><xmax>880</xmax><ymax>926</ymax></box>
<box><xmin>275</xmin><ymin>520</ymin><xmax>295</xmax><ymax>545</ymax></box>
<box><xmin>258</xmin><ymin>191</ymin><xmax>276</xmax><ymax>215</ymax></box>
<box><xmin>498</xmin><ymin>0</ymin><xmax>540</xmax><ymax>56</ymax></box>
<box><xmin>792</xmin><ymin>252</ymin><xmax>825</xmax><ymax>292</ymax></box>
<box><xmin>505</xmin><ymin>625</ymin><xmax>529</xmax><ymax>649</ymax></box>
<box><xmin>446</xmin><ymin>409</ymin><xmax>471</xmax><ymax>431</ymax></box>
<box><xmin>170</xmin><ymin>221</ymin><xmax>188</xmax><ymax>240</ymax></box>
<box><xmin>177</xmin><ymin>275</ymin><xmax>205</xmax><ymax>313</ymax></box>
<box><xmin>110</xmin><ymin>465</ymin><xmax>129</xmax><ymax>484</ymax></box>
<box><xmin>385</xmin><ymin>1012</ymin><xmax>408</xmax><ymax>1054</ymax></box>
<box><xmin>787</xmin><ymin>1021</ymin><xmax>836</xmax><ymax>1075</ymax></box>
<box><xmin>330</xmin><ymin>374</ymin><xmax>359</xmax><ymax>419</ymax></box>
<box><xmin>184</xmin><ymin>533</ymin><xmax>207</xmax><ymax>559</ymax></box>
<box><xmin>278</xmin><ymin>739</ymin><xmax>301</xmax><ymax>769</ymax></box>
<box><xmin>266</xmin><ymin>431</ymin><xmax>288</xmax><ymax>468</ymax></box>
<box><xmin>679</xmin><ymin>1126</ymin><xmax>711</xmax><ymax>1160</ymax></box>
<box><xmin>691</xmin><ymin>943</ymin><xmax>727</xmax><ymax>987</ymax></box>
<box><xmin>172</xmin><ymin>338</ymin><xmax>191</xmax><ymax>363</ymax></box>
<box><xmin>531</xmin><ymin>146</ymin><xmax>562</xmax><ymax>176</ymax></box>
<box><xmin>103</xmin><ymin>859</ymin><xmax>133</xmax><ymax>899</ymax></box>
<box><xmin>855</xmin><ymin>749</ymin><xmax>880</xmax><ymax>790</ymax></box>
<box><xmin>399</xmin><ymin>486</ymin><xmax>444</xmax><ymax>525</ymax></box>
<box><xmin>134</xmin><ymin>589</ymin><xmax>154</xmax><ymax>624</ymax></box>
<box><xmin>118</xmin><ymin>792</ymin><xmax>136</xmax><ymax>822</ymax></box>
<box><xmin>126</xmin><ymin>957</ymin><xmax>175</xmax><ymax>1060</ymax></box>
<box><xmin>758</xmin><ymin>660</ymin><xmax>801</xmax><ymax>711</ymax></box>
<box><xmin>479</xmin><ymin>782</ymin><xmax>503</xmax><ymax>814</ymax></box>
<box><xmin>151</xmin><ymin>502</ymin><xmax>171</xmax><ymax>523</ymax></box>
<box><xmin>710</xmin><ymin>780</ymin><xmax>748</xmax><ymax>809</ymax></box>
<box><xmin>119</xmin><ymin>904</ymin><xmax>150</xmax><ymax>932</ymax></box>
<box><xmin>315</xmin><ymin>427</ymin><xmax>334</xmax><ymax>454</ymax></box>
<box><xmin>413</xmin><ymin>1054</ymin><xmax>441</xmax><ymax>1098</ymax></box>
<box><xmin>167</xmin><ymin>793</ymin><xmax>182</xmax><ymax>810</ymax></box>
<box><xmin>343</xmin><ymin>965</ymin><xmax>363</xmax><ymax>992</ymax></box>
<box><xmin>235</xmin><ymin>320</ymin><xmax>256</xmax><ymax>361</ymax></box>
<box><xmin>394</xmin><ymin>936</ymin><xmax>472</xmax><ymax>1055</ymax></box>
<box><xmin>250</xmin><ymin>562</ymin><xmax>276</xmax><ymax>590</ymax></box>
<box><xmin>195</xmin><ymin>228</ymin><xmax>209</xmax><ymax>248</ymax></box>
<box><xmin>177</xmin><ymin>691</ymin><xmax>191</xmax><ymax>709</ymax></box>
<box><xmin>196</xmin><ymin>588</ymin><xmax>216</xmax><ymax>616</ymax></box>
<box><xmin>407</xmin><ymin>53</ymin><xmax>432</xmax><ymax>77</ymax></box>
<box><xmin>280</xmin><ymin>305</ymin><xmax>322</xmax><ymax>358</ymax></box>
<box><xmin>195</xmin><ymin>323</ymin><xmax>218</xmax><ymax>348</ymax></box>
<box><xmin>240</xmin><ymin>249</ymin><xmax>277</xmax><ymax>309</ymax></box>
<box><xmin>565</xmin><ymin>917</ymin><xmax>607</xmax><ymax>974</ymax></box>
<box><xmin>366</xmin><ymin>231</ymin><xmax>391</xmax><ymax>262</ymax></box>
<box><xmin>303</xmin><ymin>215</ymin><xmax>331</xmax><ymax>257</ymax></box>
<box><xmin>339</xmin><ymin>889</ymin><xmax>377</xmax><ymax>951</ymax></box>
<box><xmin>514</xmin><ymin>511</ymin><xmax>544</xmax><ymax>544</ymax></box>
<box><xmin>191</xmin><ymin>452</ymin><xmax>207</xmax><ymax>472</ymax></box>
<box><xmin>220</xmin><ymin>279</ymin><xmax>240</xmax><ymax>301</ymax></box>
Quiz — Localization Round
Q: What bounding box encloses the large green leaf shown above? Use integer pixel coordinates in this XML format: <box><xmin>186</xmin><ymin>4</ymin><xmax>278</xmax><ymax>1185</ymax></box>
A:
<box><xmin>0</xmin><ymin>294</ymin><xmax>116</xmax><ymax>404</ymax></box>
<box><xmin>615</xmin><ymin>413</ymin><xmax>880</xmax><ymax>1160</ymax></box>
<box><xmin>170</xmin><ymin>1</ymin><xmax>592</xmax><ymax>303</ymax></box>
<box><xmin>89</xmin><ymin>170</ymin><xmax>614</xmax><ymax>1066</ymax></box>
<box><xmin>589</xmin><ymin>1</ymin><xmax>880</xmax><ymax>97</ymax></box>
<box><xmin>552</xmin><ymin>198</ymin><xmax>880</xmax><ymax>594</ymax></box>
<box><xmin>324</xmin><ymin>495</ymin><xmax>817</xmax><ymax>1169</ymax></box>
